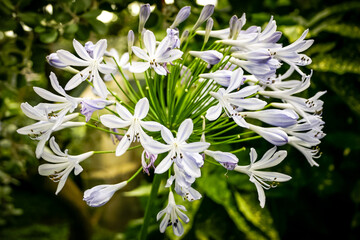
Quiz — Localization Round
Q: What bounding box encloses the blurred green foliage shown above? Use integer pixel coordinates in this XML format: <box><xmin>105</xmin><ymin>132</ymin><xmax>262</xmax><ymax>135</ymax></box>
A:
<box><xmin>0</xmin><ymin>0</ymin><xmax>360</xmax><ymax>239</ymax></box>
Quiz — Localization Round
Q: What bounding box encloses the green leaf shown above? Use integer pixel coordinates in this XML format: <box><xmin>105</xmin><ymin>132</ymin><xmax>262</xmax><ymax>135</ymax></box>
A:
<box><xmin>234</xmin><ymin>192</ymin><xmax>280</xmax><ymax>240</ymax></box>
<box><xmin>88</xmin><ymin>19</ymin><xmax>107</xmax><ymax>35</ymax></box>
<box><xmin>39</xmin><ymin>28</ymin><xmax>58</xmax><ymax>44</ymax></box>
<box><xmin>311</xmin><ymin>54</ymin><xmax>360</xmax><ymax>75</ymax></box>
<box><xmin>71</xmin><ymin>0</ymin><xmax>92</xmax><ymax>14</ymax></box>
<box><xmin>82</xmin><ymin>9</ymin><xmax>102</xmax><ymax>20</ymax></box>
<box><xmin>322</xmin><ymin>24</ymin><xmax>360</xmax><ymax>39</ymax></box>
<box><xmin>0</xmin><ymin>18</ymin><xmax>17</xmax><ymax>31</ymax></box>
<box><xmin>18</xmin><ymin>12</ymin><xmax>41</xmax><ymax>28</ymax></box>
<box><xmin>307</xmin><ymin>2</ymin><xmax>360</xmax><ymax>27</ymax></box>
<box><xmin>63</xmin><ymin>23</ymin><xmax>79</xmax><ymax>39</ymax></box>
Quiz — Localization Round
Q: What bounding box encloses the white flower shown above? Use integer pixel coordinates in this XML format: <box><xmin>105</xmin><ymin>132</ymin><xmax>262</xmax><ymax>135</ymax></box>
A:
<box><xmin>129</xmin><ymin>30</ymin><xmax>183</xmax><ymax>75</ymax></box>
<box><xmin>288</xmin><ymin>136</ymin><xmax>321</xmax><ymax>167</ymax></box>
<box><xmin>103</xmin><ymin>49</ymin><xmax>130</xmax><ymax>81</ymax></box>
<box><xmin>34</xmin><ymin>72</ymin><xmax>81</xmax><ymax>125</ymax></box>
<box><xmin>17</xmin><ymin>104</ymin><xmax>84</xmax><ymax>158</ymax></box>
<box><xmin>189</xmin><ymin>50</ymin><xmax>223</xmax><ymax>65</ymax></box>
<box><xmin>248</xmin><ymin>123</ymin><xmax>288</xmax><ymax>146</ymax></box>
<box><xmin>100</xmin><ymin>98</ymin><xmax>162</xmax><ymax>156</ymax></box>
<box><xmin>235</xmin><ymin>147</ymin><xmax>291</xmax><ymax>208</ymax></box>
<box><xmin>157</xmin><ymin>191</ymin><xmax>189</xmax><ymax>236</ymax></box>
<box><xmin>57</xmin><ymin>39</ymin><xmax>116</xmax><ymax>98</ymax></box>
<box><xmin>38</xmin><ymin>137</ymin><xmax>93</xmax><ymax>194</ymax></box>
<box><xmin>166</xmin><ymin>164</ymin><xmax>201</xmax><ymax>202</ymax></box>
<box><xmin>204</xmin><ymin>150</ymin><xmax>239</xmax><ymax>170</ymax></box>
<box><xmin>83</xmin><ymin>181</ymin><xmax>127</xmax><ymax>207</ymax></box>
<box><xmin>205</xmin><ymin>68</ymin><xmax>266</xmax><ymax>128</ymax></box>
<box><xmin>143</xmin><ymin>119</ymin><xmax>210</xmax><ymax>178</ymax></box>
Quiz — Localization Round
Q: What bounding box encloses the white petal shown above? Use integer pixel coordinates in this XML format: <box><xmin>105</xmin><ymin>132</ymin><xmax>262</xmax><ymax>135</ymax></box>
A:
<box><xmin>154</xmin><ymin>36</ymin><xmax>170</xmax><ymax>58</ymax></box>
<box><xmin>129</xmin><ymin>61</ymin><xmax>150</xmax><ymax>73</ymax></box>
<box><xmin>38</xmin><ymin>162</ymin><xmax>68</xmax><ymax>176</ymax></box>
<box><xmin>157</xmin><ymin>49</ymin><xmax>183</xmax><ymax>63</ymax></box>
<box><xmin>57</xmin><ymin>50</ymin><xmax>89</xmax><ymax>66</ymax></box>
<box><xmin>74</xmin><ymin>164</ymin><xmax>83</xmax><ymax>175</ymax></box>
<box><xmin>49</xmin><ymin>72</ymin><xmax>67</xmax><ymax>96</ymax></box>
<box><xmin>115</xmin><ymin>133</ymin><xmax>132</xmax><ymax>156</ymax></box>
<box><xmin>229</xmin><ymin>98</ymin><xmax>267</xmax><ymax>110</ymax></box>
<box><xmin>250</xmin><ymin>175</ymin><xmax>266</xmax><ymax>208</ymax></box>
<box><xmin>227</xmin><ymin>68</ymin><xmax>244</xmax><ymax>93</ymax></box>
<box><xmin>173</xmin><ymin>220</ymin><xmax>184</xmax><ymax>236</ymax></box>
<box><xmin>205</xmin><ymin>103</ymin><xmax>222</xmax><ymax>121</ymax></box>
<box><xmin>131</xmin><ymin>46</ymin><xmax>150</xmax><ymax>61</ymax></box>
<box><xmin>93</xmin><ymin>39</ymin><xmax>107</xmax><ymax>60</ymax></box>
<box><xmin>153</xmin><ymin>65</ymin><xmax>167</xmax><ymax>75</ymax></box>
<box><xmin>180</xmin><ymin>142</ymin><xmax>210</xmax><ymax>153</ymax></box>
<box><xmin>143</xmin><ymin>30</ymin><xmax>156</xmax><ymax>57</ymax></box>
<box><xmin>159</xmin><ymin>213</ymin><xmax>170</xmax><ymax>233</ymax></box>
<box><xmin>20</xmin><ymin>102</ymin><xmax>46</xmax><ymax>121</ymax></box>
<box><xmin>36</xmin><ymin>132</ymin><xmax>51</xmax><ymax>158</ymax></box>
<box><xmin>179</xmin><ymin>156</ymin><xmax>201</xmax><ymax>178</ymax></box>
<box><xmin>134</xmin><ymin>98</ymin><xmax>149</xmax><ymax>119</ymax></box>
<box><xmin>33</xmin><ymin>87</ymin><xmax>66</xmax><ymax>103</ymax></box>
<box><xmin>161</xmin><ymin>126</ymin><xmax>175</xmax><ymax>144</ymax></box>
<box><xmin>56</xmin><ymin>168</ymin><xmax>72</xmax><ymax>195</ymax></box>
<box><xmin>98</xmin><ymin>63</ymin><xmax>116</xmax><ymax>74</ymax></box>
<box><xmin>177</xmin><ymin>119</ymin><xmax>193</xmax><ymax>143</ymax></box>
<box><xmin>49</xmin><ymin>136</ymin><xmax>66</xmax><ymax>156</ymax></box>
<box><xmin>100</xmin><ymin>115</ymin><xmax>131</xmax><ymax>128</ymax></box>
<box><xmin>92</xmin><ymin>70</ymin><xmax>109</xmax><ymax>98</ymax></box>
<box><xmin>253</xmin><ymin>171</ymin><xmax>291</xmax><ymax>182</ymax></box>
<box><xmin>142</xmin><ymin>139</ymin><xmax>171</xmax><ymax>154</ymax></box>
<box><xmin>141</xmin><ymin>121</ymin><xmax>162</xmax><ymax>132</ymax></box>
<box><xmin>250</xmin><ymin>148</ymin><xmax>257</xmax><ymax>165</ymax></box>
<box><xmin>154</xmin><ymin>152</ymin><xmax>173</xmax><ymax>174</ymax></box>
<box><xmin>72</xmin><ymin>39</ymin><xmax>92</xmax><ymax>61</ymax></box>
<box><xmin>116</xmin><ymin>104</ymin><xmax>133</xmax><ymax>121</ymax></box>
<box><xmin>41</xmin><ymin>152</ymin><xmax>67</xmax><ymax>163</ymax></box>
<box><xmin>65</xmin><ymin>67</ymin><xmax>90</xmax><ymax>90</ymax></box>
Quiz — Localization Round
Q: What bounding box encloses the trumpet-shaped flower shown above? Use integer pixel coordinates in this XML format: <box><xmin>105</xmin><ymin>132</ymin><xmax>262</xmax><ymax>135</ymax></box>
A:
<box><xmin>166</xmin><ymin>164</ymin><xmax>201</xmax><ymax>202</ymax></box>
<box><xmin>235</xmin><ymin>147</ymin><xmax>291</xmax><ymax>208</ymax></box>
<box><xmin>84</xmin><ymin>181</ymin><xmax>127</xmax><ymax>207</ymax></box>
<box><xmin>38</xmin><ymin>137</ymin><xmax>94</xmax><ymax>194</ymax></box>
<box><xmin>157</xmin><ymin>191</ymin><xmax>189</xmax><ymax>236</ymax></box>
<box><xmin>100</xmin><ymin>98</ymin><xmax>162</xmax><ymax>156</ymax></box>
<box><xmin>34</xmin><ymin>72</ymin><xmax>81</xmax><ymax>127</ymax></box>
<box><xmin>143</xmin><ymin>119</ymin><xmax>210</xmax><ymax>178</ymax></box>
<box><xmin>80</xmin><ymin>98</ymin><xmax>114</xmax><ymax>122</ymax></box>
<box><xmin>205</xmin><ymin>68</ymin><xmax>267</xmax><ymax>128</ymax></box>
<box><xmin>17</xmin><ymin>104</ymin><xmax>84</xmax><ymax>158</ymax></box>
<box><xmin>57</xmin><ymin>39</ymin><xmax>116</xmax><ymax>98</ymax></box>
<box><xmin>204</xmin><ymin>150</ymin><xmax>239</xmax><ymax>170</ymax></box>
<box><xmin>130</xmin><ymin>30</ymin><xmax>183</xmax><ymax>75</ymax></box>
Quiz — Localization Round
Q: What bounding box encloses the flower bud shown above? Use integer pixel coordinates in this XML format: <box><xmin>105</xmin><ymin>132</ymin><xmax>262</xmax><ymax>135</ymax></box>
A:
<box><xmin>127</xmin><ymin>30</ymin><xmax>135</xmax><ymax>55</ymax></box>
<box><xmin>83</xmin><ymin>181</ymin><xmax>127</xmax><ymax>207</ymax></box>
<box><xmin>205</xmin><ymin>150</ymin><xmax>238</xmax><ymax>170</ymax></box>
<box><xmin>193</xmin><ymin>4</ymin><xmax>214</xmax><ymax>30</ymax></box>
<box><xmin>180</xmin><ymin>30</ymin><xmax>189</xmax><ymax>44</ymax></box>
<box><xmin>170</xmin><ymin>6</ymin><xmax>191</xmax><ymax>29</ymax></box>
<box><xmin>138</xmin><ymin>4</ymin><xmax>151</xmax><ymax>33</ymax></box>
<box><xmin>228</xmin><ymin>15</ymin><xmax>238</xmax><ymax>39</ymax></box>
<box><xmin>189</xmin><ymin>50</ymin><xmax>223</xmax><ymax>65</ymax></box>
<box><xmin>204</xmin><ymin>17</ymin><xmax>213</xmax><ymax>44</ymax></box>
<box><xmin>46</xmin><ymin>53</ymin><xmax>67</xmax><ymax>68</ymax></box>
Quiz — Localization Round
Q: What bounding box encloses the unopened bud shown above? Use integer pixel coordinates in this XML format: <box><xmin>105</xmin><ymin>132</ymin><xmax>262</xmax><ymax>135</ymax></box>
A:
<box><xmin>127</xmin><ymin>30</ymin><xmax>134</xmax><ymax>55</ymax></box>
<box><xmin>192</xmin><ymin>4</ymin><xmax>214</xmax><ymax>30</ymax></box>
<box><xmin>204</xmin><ymin>17</ymin><xmax>213</xmax><ymax>44</ymax></box>
<box><xmin>170</xmin><ymin>6</ymin><xmax>191</xmax><ymax>29</ymax></box>
<box><xmin>180</xmin><ymin>30</ymin><xmax>189</xmax><ymax>44</ymax></box>
<box><xmin>138</xmin><ymin>4</ymin><xmax>151</xmax><ymax>34</ymax></box>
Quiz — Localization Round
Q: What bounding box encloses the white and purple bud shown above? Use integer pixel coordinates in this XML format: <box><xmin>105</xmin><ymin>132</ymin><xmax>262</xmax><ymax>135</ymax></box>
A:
<box><xmin>128</xmin><ymin>30</ymin><xmax>135</xmax><ymax>55</ymax></box>
<box><xmin>204</xmin><ymin>17</ymin><xmax>214</xmax><ymax>44</ymax></box>
<box><xmin>141</xmin><ymin>150</ymin><xmax>157</xmax><ymax>176</ymax></box>
<box><xmin>83</xmin><ymin>181</ymin><xmax>127</xmax><ymax>207</ymax></box>
<box><xmin>170</xmin><ymin>6</ymin><xmax>191</xmax><ymax>29</ymax></box>
<box><xmin>84</xmin><ymin>41</ymin><xmax>95</xmax><ymax>58</ymax></box>
<box><xmin>204</xmin><ymin>150</ymin><xmax>239</xmax><ymax>170</ymax></box>
<box><xmin>189</xmin><ymin>50</ymin><xmax>223</xmax><ymax>65</ymax></box>
<box><xmin>228</xmin><ymin>15</ymin><xmax>238</xmax><ymax>39</ymax></box>
<box><xmin>46</xmin><ymin>53</ymin><xmax>67</xmax><ymax>68</ymax></box>
<box><xmin>138</xmin><ymin>4</ymin><xmax>151</xmax><ymax>33</ymax></box>
<box><xmin>200</xmin><ymin>70</ymin><xmax>232</xmax><ymax>87</ymax></box>
<box><xmin>193</xmin><ymin>4</ymin><xmax>215</xmax><ymax>30</ymax></box>
<box><xmin>248</xmin><ymin>123</ymin><xmax>288</xmax><ymax>146</ymax></box>
<box><xmin>180</xmin><ymin>30</ymin><xmax>189</xmax><ymax>44</ymax></box>
<box><xmin>244</xmin><ymin>109</ymin><xmax>299</xmax><ymax>128</ymax></box>
<box><xmin>80</xmin><ymin>99</ymin><xmax>114</xmax><ymax>122</ymax></box>
<box><xmin>166</xmin><ymin>28</ymin><xmax>180</xmax><ymax>49</ymax></box>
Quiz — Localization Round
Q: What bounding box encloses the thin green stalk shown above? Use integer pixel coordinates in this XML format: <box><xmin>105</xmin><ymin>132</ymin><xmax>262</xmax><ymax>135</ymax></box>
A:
<box><xmin>139</xmin><ymin>172</ymin><xmax>162</xmax><ymax>240</ymax></box>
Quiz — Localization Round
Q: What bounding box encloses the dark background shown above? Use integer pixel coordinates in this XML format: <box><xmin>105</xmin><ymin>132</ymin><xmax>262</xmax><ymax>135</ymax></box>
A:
<box><xmin>0</xmin><ymin>0</ymin><xmax>359</xmax><ymax>239</ymax></box>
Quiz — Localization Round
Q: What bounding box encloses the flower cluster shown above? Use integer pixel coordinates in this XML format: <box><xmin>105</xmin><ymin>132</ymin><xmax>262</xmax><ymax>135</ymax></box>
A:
<box><xmin>18</xmin><ymin>4</ymin><xmax>325</xmax><ymax>237</ymax></box>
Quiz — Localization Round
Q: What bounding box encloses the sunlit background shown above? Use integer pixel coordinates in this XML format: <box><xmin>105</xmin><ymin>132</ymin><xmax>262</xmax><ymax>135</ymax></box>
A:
<box><xmin>1</xmin><ymin>0</ymin><xmax>360</xmax><ymax>239</ymax></box>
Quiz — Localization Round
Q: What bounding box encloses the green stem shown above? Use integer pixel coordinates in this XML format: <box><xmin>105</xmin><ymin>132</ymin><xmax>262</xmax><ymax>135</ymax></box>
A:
<box><xmin>139</xmin><ymin>173</ymin><xmax>162</xmax><ymax>240</ymax></box>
